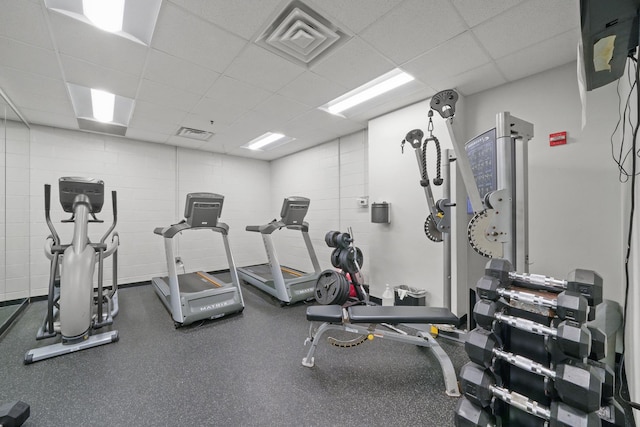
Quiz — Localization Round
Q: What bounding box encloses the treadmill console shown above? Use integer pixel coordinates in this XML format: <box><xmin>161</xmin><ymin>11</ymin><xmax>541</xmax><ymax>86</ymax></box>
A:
<box><xmin>184</xmin><ymin>192</ymin><xmax>224</xmax><ymax>227</ymax></box>
<box><xmin>59</xmin><ymin>177</ymin><xmax>104</xmax><ymax>213</ymax></box>
<box><xmin>280</xmin><ymin>196</ymin><xmax>310</xmax><ymax>226</ymax></box>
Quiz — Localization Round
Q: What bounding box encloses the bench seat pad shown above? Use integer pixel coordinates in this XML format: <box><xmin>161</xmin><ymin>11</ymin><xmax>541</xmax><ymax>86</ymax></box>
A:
<box><xmin>348</xmin><ymin>305</ymin><xmax>458</xmax><ymax>324</ymax></box>
<box><xmin>306</xmin><ymin>305</ymin><xmax>343</xmax><ymax>322</ymax></box>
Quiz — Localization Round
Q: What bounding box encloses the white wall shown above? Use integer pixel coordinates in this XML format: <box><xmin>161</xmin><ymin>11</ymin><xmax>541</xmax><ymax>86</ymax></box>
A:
<box><xmin>28</xmin><ymin>125</ymin><xmax>271</xmax><ymax>296</ymax></box>
<box><xmin>270</xmin><ymin>131</ymin><xmax>370</xmax><ymax>278</ymax></box>
<box><xmin>0</xmin><ymin>118</ymin><xmax>31</xmax><ymax>301</ymax></box>
<box><xmin>368</xmin><ymin>99</ymin><xmax>463</xmax><ymax>309</ymax></box>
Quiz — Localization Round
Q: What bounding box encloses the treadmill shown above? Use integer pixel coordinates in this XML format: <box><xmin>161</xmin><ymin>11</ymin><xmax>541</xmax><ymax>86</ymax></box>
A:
<box><xmin>238</xmin><ymin>196</ymin><xmax>321</xmax><ymax>305</ymax></box>
<box><xmin>152</xmin><ymin>193</ymin><xmax>244</xmax><ymax>327</ymax></box>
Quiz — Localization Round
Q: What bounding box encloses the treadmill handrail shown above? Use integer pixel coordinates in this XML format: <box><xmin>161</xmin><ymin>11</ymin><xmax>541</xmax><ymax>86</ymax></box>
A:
<box><xmin>245</xmin><ymin>220</ymin><xmax>309</xmax><ymax>234</ymax></box>
<box><xmin>155</xmin><ymin>220</ymin><xmax>230</xmax><ymax>238</ymax></box>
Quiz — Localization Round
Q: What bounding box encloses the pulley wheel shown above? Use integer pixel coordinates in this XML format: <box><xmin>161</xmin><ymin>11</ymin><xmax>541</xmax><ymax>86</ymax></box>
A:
<box><xmin>424</xmin><ymin>215</ymin><xmax>443</xmax><ymax>242</ymax></box>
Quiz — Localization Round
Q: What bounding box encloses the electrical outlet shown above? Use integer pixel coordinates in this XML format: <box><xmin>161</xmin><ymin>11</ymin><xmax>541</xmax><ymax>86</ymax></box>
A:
<box><xmin>357</xmin><ymin>196</ymin><xmax>369</xmax><ymax>207</ymax></box>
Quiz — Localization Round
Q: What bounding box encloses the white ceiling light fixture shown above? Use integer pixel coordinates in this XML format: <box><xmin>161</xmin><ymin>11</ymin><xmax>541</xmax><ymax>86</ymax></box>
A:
<box><xmin>90</xmin><ymin>88</ymin><xmax>115</xmax><ymax>123</ymax></box>
<box><xmin>44</xmin><ymin>0</ymin><xmax>161</xmax><ymax>46</ymax></box>
<box><xmin>82</xmin><ymin>0</ymin><xmax>125</xmax><ymax>33</ymax></box>
<box><xmin>67</xmin><ymin>83</ymin><xmax>134</xmax><ymax>136</ymax></box>
<box><xmin>242</xmin><ymin>132</ymin><xmax>295</xmax><ymax>151</ymax></box>
<box><xmin>321</xmin><ymin>68</ymin><xmax>415</xmax><ymax>116</ymax></box>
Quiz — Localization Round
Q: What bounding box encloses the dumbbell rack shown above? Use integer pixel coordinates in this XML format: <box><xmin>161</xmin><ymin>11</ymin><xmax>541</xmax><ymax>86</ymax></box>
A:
<box><xmin>456</xmin><ymin>261</ymin><xmax>629</xmax><ymax>426</ymax></box>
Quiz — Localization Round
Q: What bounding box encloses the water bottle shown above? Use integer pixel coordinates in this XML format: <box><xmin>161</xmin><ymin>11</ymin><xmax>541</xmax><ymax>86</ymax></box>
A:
<box><xmin>382</xmin><ymin>284</ymin><xmax>394</xmax><ymax>306</ymax></box>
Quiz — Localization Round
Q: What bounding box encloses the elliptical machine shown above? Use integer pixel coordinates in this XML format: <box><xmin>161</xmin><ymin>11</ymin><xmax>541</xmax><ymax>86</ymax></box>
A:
<box><xmin>25</xmin><ymin>177</ymin><xmax>120</xmax><ymax>364</ymax></box>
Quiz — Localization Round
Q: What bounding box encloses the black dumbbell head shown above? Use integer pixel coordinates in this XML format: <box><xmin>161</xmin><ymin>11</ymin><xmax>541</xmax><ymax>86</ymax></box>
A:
<box><xmin>566</xmin><ymin>269</ymin><xmax>603</xmax><ymax>307</ymax></box>
<box><xmin>465</xmin><ymin>328</ymin><xmax>498</xmax><ymax>369</ymax></box>
<box><xmin>556</xmin><ymin>291</ymin><xmax>589</xmax><ymax>323</ymax></box>
<box><xmin>485</xmin><ymin>258</ymin><xmax>513</xmax><ymax>283</ymax></box>
<box><xmin>586</xmin><ymin>359</ymin><xmax>614</xmax><ymax>401</ymax></box>
<box><xmin>587</xmin><ymin>325</ymin><xmax>607</xmax><ymax>361</ymax></box>
<box><xmin>556</xmin><ymin>321</ymin><xmax>592</xmax><ymax>359</ymax></box>
<box><xmin>476</xmin><ymin>276</ymin><xmax>502</xmax><ymax>301</ymax></box>
<box><xmin>473</xmin><ymin>299</ymin><xmax>497</xmax><ymax>330</ymax></box>
<box><xmin>454</xmin><ymin>397</ymin><xmax>495</xmax><ymax>427</ymax></box>
<box><xmin>459</xmin><ymin>362</ymin><xmax>495</xmax><ymax>408</ymax></box>
<box><xmin>549</xmin><ymin>401</ymin><xmax>601</xmax><ymax>427</ymax></box>
<box><xmin>554</xmin><ymin>363</ymin><xmax>603</xmax><ymax>412</ymax></box>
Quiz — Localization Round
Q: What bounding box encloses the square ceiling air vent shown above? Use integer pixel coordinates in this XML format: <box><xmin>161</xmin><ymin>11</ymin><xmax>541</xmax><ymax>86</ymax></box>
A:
<box><xmin>176</xmin><ymin>127</ymin><xmax>214</xmax><ymax>141</ymax></box>
<box><xmin>255</xmin><ymin>0</ymin><xmax>351</xmax><ymax>67</ymax></box>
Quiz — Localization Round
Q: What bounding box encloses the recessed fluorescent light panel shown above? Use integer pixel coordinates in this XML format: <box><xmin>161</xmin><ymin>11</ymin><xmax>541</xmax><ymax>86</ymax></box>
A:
<box><xmin>67</xmin><ymin>83</ymin><xmax>134</xmax><ymax>136</ymax></box>
<box><xmin>242</xmin><ymin>132</ymin><xmax>295</xmax><ymax>151</ymax></box>
<box><xmin>83</xmin><ymin>0</ymin><xmax>125</xmax><ymax>32</ymax></box>
<box><xmin>321</xmin><ymin>68</ymin><xmax>415</xmax><ymax>116</ymax></box>
<box><xmin>44</xmin><ymin>0</ymin><xmax>161</xmax><ymax>45</ymax></box>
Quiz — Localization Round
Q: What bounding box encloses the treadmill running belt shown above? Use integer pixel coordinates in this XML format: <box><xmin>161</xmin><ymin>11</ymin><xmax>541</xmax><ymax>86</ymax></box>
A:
<box><xmin>176</xmin><ymin>272</ymin><xmax>224</xmax><ymax>293</ymax></box>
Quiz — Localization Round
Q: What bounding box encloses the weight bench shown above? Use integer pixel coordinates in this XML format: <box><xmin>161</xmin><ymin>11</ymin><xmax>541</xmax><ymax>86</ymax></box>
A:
<box><xmin>302</xmin><ymin>304</ymin><xmax>461</xmax><ymax>397</ymax></box>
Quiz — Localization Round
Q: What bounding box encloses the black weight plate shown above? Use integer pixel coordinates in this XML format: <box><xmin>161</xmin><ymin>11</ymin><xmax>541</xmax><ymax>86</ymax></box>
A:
<box><xmin>336</xmin><ymin>273</ymin><xmax>350</xmax><ymax>305</ymax></box>
<box><xmin>324</xmin><ymin>231</ymin><xmax>340</xmax><ymax>248</ymax></box>
<box><xmin>346</xmin><ymin>247</ymin><xmax>364</xmax><ymax>271</ymax></box>
<box><xmin>338</xmin><ymin>249</ymin><xmax>350</xmax><ymax>271</ymax></box>
<box><xmin>336</xmin><ymin>232</ymin><xmax>352</xmax><ymax>249</ymax></box>
<box><xmin>314</xmin><ymin>270</ymin><xmax>344</xmax><ymax>305</ymax></box>
<box><xmin>331</xmin><ymin>248</ymin><xmax>342</xmax><ymax>268</ymax></box>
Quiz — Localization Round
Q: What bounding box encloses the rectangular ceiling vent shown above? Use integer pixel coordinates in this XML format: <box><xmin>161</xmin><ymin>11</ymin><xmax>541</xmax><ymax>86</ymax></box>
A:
<box><xmin>255</xmin><ymin>0</ymin><xmax>351</xmax><ymax>67</ymax></box>
<box><xmin>176</xmin><ymin>126</ymin><xmax>214</xmax><ymax>141</ymax></box>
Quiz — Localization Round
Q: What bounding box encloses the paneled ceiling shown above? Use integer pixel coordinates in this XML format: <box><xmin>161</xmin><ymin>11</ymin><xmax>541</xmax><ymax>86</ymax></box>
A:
<box><xmin>0</xmin><ymin>0</ymin><xmax>580</xmax><ymax>160</ymax></box>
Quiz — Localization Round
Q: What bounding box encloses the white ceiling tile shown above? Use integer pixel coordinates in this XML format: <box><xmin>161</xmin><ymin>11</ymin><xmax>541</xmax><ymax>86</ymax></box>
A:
<box><xmin>496</xmin><ymin>29</ymin><xmax>580</xmax><ymax>82</ymax></box>
<box><xmin>452</xmin><ymin>0</ymin><xmax>525</xmax><ymax>28</ymax></box>
<box><xmin>189</xmin><ymin>97</ymin><xmax>249</xmax><ymax>127</ymax></box>
<box><xmin>0</xmin><ymin>1</ymin><xmax>52</xmax><ymax>49</ymax></box>
<box><xmin>433</xmin><ymin>62</ymin><xmax>507</xmax><ymax>96</ymax></box>
<box><xmin>128</xmin><ymin>114</ymin><xmax>183</xmax><ymax>135</ymax></box>
<box><xmin>359</xmin><ymin>0</ymin><xmax>467</xmax><ymax>64</ymax></box>
<box><xmin>152</xmin><ymin>2</ymin><xmax>247</xmax><ymax>73</ymax></box>
<box><xmin>137</xmin><ymin>79</ymin><xmax>202</xmax><ymax>112</ymax></box>
<box><xmin>311</xmin><ymin>37</ymin><xmax>395</xmax><ymax>89</ymax></box>
<box><xmin>60</xmin><ymin>55</ymin><xmax>140</xmax><ymax>98</ymax></box>
<box><xmin>0</xmin><ymin>67</ymin><xmax>68</xmax><ymax>102</ymax></box>
<box><xmin>180</xmin><ymin>113</ymin><xmax>226</xmax><ymax>134</ymax></box>
<box><xmin>48</xmin><ymin>12</ymin><xmax>148</xmax><ymax>76</ymax></box>
<box><xmin>403</xmin><ymin>32</ymin><xmax>491</xmax><ymax>88</ymax></box>
<box><xmin>0</xmin><ymin>37</ymin><xmax>61</xmax><ymax>79</ymax></box>
<box><xmin>305</xmin><ymin>0</ymin><xmax>403</xmax><ymax>33</ymax></box>
<box><xmin>472</xmin><ymin>0</ymin><xmax>580</xmax><ymax>60</ymax></box>
<box><xmin>252</xmin><ymin>94</ymin><xmax>310</xmax><ymax>123</ymax></box>
<box><xmin>277</xmin><ymin>71</ymin><xmax>348</xmax><ymax>107</ymax></box>
<box><xmin>144</xmin><ymin>49</ymin><xmax>221</xmax><ymax>95</ymax></box>
<box><xmin>189</xmin><ymin>0</ymin><xmax>284</xmax><ymax>40</ymax></box>
<box><xmin>131</xmin><ymin>100</ymin><xmax>189</xmax><ymax>125</ymax></box>
<box><xmin>20</xmin><ymin>107</ymin><xmax>78</xmax><ymax>130</ymax></box>
<box><xmin>224</xmin><ymin>44</ymin><xmax>306</xmax><ymax>93</ymax></box>
<box><xmin>204</xmin><ymin>76</ymin><xmax>272</xmax><ymax>110</ymax></box>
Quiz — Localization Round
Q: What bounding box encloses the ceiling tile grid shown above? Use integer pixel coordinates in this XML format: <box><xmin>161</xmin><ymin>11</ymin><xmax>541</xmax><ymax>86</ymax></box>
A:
<box><xmin>0</xmin><ymin>0</ymin><xmax>586</xmax><ymax>160</ymax></box>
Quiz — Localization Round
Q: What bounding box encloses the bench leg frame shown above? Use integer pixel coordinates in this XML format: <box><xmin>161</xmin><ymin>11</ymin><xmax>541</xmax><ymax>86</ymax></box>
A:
<box><xmin>302</xmin><ymin>321</ymin><xmax>460</xmax><ymax>397</ymax></box>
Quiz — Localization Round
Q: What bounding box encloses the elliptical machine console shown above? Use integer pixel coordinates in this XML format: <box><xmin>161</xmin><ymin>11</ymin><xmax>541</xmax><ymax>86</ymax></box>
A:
<box><xmin>25</xmin><ymin>177</ymin><xmax>120</xmax><ymax>364</ymax></box>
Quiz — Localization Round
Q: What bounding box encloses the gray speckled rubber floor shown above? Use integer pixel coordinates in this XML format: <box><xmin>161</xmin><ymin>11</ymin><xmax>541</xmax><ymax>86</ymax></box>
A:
<box><xmin>0</xmin><ymin>284</ymin><xmax>470</xmax><ymax>427</ymax></box>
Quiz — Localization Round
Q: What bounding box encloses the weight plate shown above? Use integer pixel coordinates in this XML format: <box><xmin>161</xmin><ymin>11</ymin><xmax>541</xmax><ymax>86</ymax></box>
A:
<box><xmin>336</xmin><ymin>273</ymin><xmax>350</xmax><ymax>305</ymax></box>
<box><xmin>424</xmin><ymin>215</ymin><xmax>443</xmax><ymax>242</ymax></box>
<box><xmin>346</xmin><ymin>247</ymin><xmax>364</xmax><ymax>271</ymax></box>
<box><xmin>467</xmin><ymin>209</ymin><xmax>503</xmax><ymax>258</ymax></box>
<box><xmin>314</xmin><ymin>270</ymin><xmax>344</xmax><ymax>305</ymax></box>
<box><xmin>336</xmin><ymin>232</ymin><xmax>352</xmax><ymax>249</ymax></box>
<box><xmin>338</xmin><ymin>249</ymin><xmax>350</xmax><ymax>271</ymax></box>
<box><xmin>325</xmin><ymin>231</ymin><xmax>340</xmax><ymax>248</ymax></box>
<box><xmin>330</xmin><ymin>248</ymin><xmax>341</xmax><ymax>268</ymax></box>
